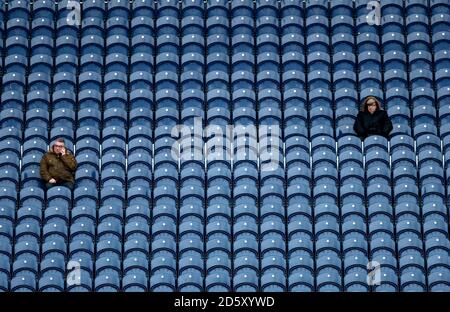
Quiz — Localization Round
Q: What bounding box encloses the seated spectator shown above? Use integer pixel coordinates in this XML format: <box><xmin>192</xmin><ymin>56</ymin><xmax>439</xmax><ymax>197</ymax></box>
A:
<box><xmin>353</xmin><ymin>96</ymin><xmax>393</xmax><ymax>140</ymax></box>
<box><xmin>40</xmin><ymin>138</ymin><xmax>77</xmax><ymax>190</ymax></box>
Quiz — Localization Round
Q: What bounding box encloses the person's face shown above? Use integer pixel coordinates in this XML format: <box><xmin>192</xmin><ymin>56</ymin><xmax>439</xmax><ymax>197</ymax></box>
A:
<box><xmin>366</xmin><ymin>100</ymin><xmax>377</xmax><ymax>114</ymax></box>
<box><xmin>54</xmin><ymin>142</ymin><xmax>65</xmax><ymax>153</ymax></box>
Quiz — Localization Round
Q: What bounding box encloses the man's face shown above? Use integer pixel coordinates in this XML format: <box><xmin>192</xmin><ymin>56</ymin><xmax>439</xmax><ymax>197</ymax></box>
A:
<box><xmin>54</xmin><ymin>142</ymin><xmax>65</xmax><ymax>153</ymax></box>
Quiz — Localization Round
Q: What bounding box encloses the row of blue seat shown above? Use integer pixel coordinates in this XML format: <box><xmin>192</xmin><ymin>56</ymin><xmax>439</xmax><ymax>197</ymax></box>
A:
<box><xmin>1</xmin><ymin>233</ymin><xmax>449</xmax><ymax>292</ymax></box>
<box><xmin>2</xmin><ymin>220</ymin><xmax>448</xmax><ymax>243</ymax></box>
<box><xmin>2</xmin><ymin>271</ymin><xmax>448</xmax><ymax>292</ymax></box>
<box><xmin>1</xmin><ymin>0</ymin><xmax>449</xmax><ymax>17</ymax></box>
<box><xmin>2</xmin><ymin>15</ymin><xmax>449</xmax><ymax>36</ymax></box>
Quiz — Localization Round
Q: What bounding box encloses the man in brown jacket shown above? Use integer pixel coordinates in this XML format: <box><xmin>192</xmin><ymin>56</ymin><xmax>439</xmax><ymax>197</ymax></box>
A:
<box><xmin>40</xmin><ymin>138</ymin><xmax>77</xmax><ymax>190</ymax></box>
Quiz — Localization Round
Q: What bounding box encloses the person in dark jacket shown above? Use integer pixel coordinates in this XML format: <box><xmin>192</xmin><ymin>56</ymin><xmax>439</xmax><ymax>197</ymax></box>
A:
<box><xmin>40</xmin><ymin>138</ymin><xmax>77</xmax><ymax>190</ymax></box>
<box><xmin>353</xmin><ymin>96</ymin><xmax>393</xmax><ymax>140</ymax></box>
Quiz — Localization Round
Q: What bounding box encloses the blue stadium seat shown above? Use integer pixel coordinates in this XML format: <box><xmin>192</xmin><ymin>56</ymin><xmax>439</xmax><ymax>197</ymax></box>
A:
<box><xmin>150</xmin><ymin>271</ymin><xmax>176</xmax><ymax>291</ymax></box>
<box><xmin>11</xmin><ymin>274</ymin><xmax>36</xmax><ymax>292</ymax></box>
<box><xmin>39</xmin><ymin>271</ymin><xmax>65</xmax><ymax>292</ymax></box>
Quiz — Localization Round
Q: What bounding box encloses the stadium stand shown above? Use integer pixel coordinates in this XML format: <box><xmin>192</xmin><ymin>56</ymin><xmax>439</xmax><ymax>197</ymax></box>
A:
<box><xmin>0</xmin><ymin>0</ymin><xmax>449</xmax><ymax>292</ymax></box>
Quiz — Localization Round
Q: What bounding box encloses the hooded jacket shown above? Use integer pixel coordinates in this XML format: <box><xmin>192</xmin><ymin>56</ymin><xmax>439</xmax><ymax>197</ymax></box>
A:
<box><xmin>353</xmin><ymin>110</ymin><xmax>393</xmax><ymax>139</ymax></box>
<box><xmin>40</xmin><ymin>150</ymin><xmax>77</xmax><ymax>183</ymax></box>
